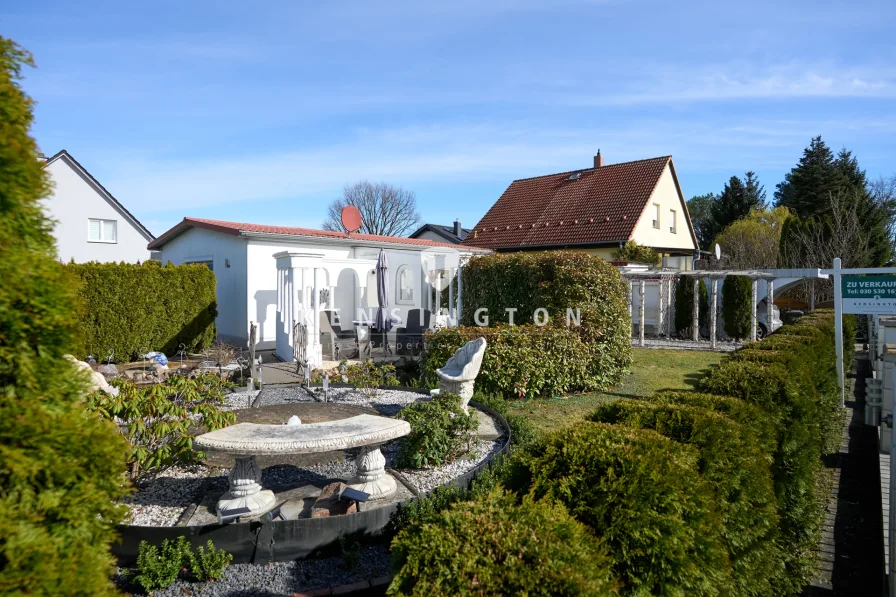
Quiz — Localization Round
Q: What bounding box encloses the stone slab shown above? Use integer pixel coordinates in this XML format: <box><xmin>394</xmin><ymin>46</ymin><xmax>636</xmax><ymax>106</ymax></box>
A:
<box><xmin>475</xmin><ymin>410</ymin><xmax>503</xmax><ymax>441</ymax></box>
<box><xmin>195</xmin><ymin>415</ymin><xmax>411</xmax><ymax>456</ymax></box>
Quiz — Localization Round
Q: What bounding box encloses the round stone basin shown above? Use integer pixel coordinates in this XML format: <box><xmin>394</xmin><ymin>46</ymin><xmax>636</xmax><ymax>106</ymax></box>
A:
<box><xmin>201</xmin><ymin>402</ymin><xmax>377</xmax><ymax>470</ymax></box>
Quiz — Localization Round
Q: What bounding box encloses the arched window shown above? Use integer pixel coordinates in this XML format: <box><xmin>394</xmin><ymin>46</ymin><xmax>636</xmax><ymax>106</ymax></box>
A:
<box><xmin>396</xmin><ymin>266</ymin><xmax>414</xmax><ymax>304</ymax></box>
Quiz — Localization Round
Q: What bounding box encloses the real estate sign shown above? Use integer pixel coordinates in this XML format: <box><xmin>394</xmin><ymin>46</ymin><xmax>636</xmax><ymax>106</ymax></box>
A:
<box><xmin>842</xmin><ymin>275</ymin><xmax>896</xmax><ymax>314</ymax></box>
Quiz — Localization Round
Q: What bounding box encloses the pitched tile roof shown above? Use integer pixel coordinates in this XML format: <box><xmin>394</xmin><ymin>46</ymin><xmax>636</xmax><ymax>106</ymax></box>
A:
<box><xmin>461</xmin><ymin>156</ymin><xmax>676</xmax><ymax>250</ymax></box>
<box><xmin>409</xmin><ymin>222</ymin><xmax>473</xmax><ymax>243</ymax></box>
<box><xmin>148</xmin><ymin>217</ymin><xmax>488</xmax><ymax>251</ymax></box>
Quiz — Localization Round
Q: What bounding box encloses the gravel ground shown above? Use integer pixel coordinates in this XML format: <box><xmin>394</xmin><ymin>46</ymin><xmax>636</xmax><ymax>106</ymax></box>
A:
<box><xmin>222</xmin><ymin>388</ymin><xmax>260</xmax><ymax>410</ymax></box>
<box><xmin>387</xmin><ymin>438</ymin><xmax>504</xmax><ymax>493</ymax></box>
<box><xmin>117</xmin><ymin>544</ymin><xmax>392</xmax><ymax>596</ymax></box>
<box><xmin>258</xmin><ymin>386</ymin><xmax>426</xmax><ymax>416</ymax></box>
<box><xmin>122</xmin><ymin>465</ymin><xmax>211</xmax><ymax>526</ymax></box>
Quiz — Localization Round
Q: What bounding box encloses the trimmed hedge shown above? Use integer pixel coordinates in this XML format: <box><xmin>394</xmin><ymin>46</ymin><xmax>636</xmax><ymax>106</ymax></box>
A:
<box><xmin>697</xmin><ymin>310</ymin><xmax>848</xmax><ymax>594</ymax></box>
<box><xmin>722</xmin><ymin>275</ymin><xmax>752</xmax><ymax>339</ymax></box>
<box><xmin>66</xmin><ymin>261</ymin><xmax>217</xmax><ymax>361</ymax></box>
<box><xmin>588</xmin><ymin>400</ymin><xmax>782</xmax><ymax>597</ymax></box>
<box><xmin>505</xmin><ymin>422</ymin><xmax>731</xmax><ymax>597</ymax></box>
<box><xmin>423</xmin><ymin>325</ymin><xmax>594</xmax><ymax>399</ymax></box>
<box><xmin>430</xmin><ymin>251</ymin><xmax>632</xmax><ymax>398</ymax></box>
<box><xmin>389</xmin><ymin>489</ymin><xmax>617</xmax><ymax>596</ymax></box>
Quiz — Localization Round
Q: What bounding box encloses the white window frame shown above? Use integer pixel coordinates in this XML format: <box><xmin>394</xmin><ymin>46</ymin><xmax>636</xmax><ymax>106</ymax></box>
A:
<box><xmin>652</xmin><ymin>203</ymin><xmax>660</xmax><ymax>229</ymax></box>
<box><xmin>669</xmin><ymin>209</ymin><xmax>677</xmax><ymax>234</ymax></box>
<box><xmin>87</xmin><ymin>218</ymin><xmax>117</xmax><ymax>243</ymax></box>
<box><xmin>396</xmin><ymin>265</ymin><xmax>414</xmax><ymax>305</ymax></box>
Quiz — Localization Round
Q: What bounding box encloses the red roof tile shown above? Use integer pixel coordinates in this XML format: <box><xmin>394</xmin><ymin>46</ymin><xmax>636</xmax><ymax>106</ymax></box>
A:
<box><xmin>148</xmin><ymin>218</ymin><xmax>489</xmax><ymax>251</ymax></box>
<box><xmin>461</xmin><ymin>156</ymin><xmax>675</xmax><ymax>250</ymax></box>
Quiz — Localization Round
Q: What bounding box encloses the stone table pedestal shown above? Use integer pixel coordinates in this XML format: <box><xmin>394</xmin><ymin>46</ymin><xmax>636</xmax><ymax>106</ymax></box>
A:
<box><xmin>347</xmin><ymin>445</ymin><xmax>396</xmax><ymax>500</ymax></box>
<box><xmin>217</xmin><ymin>455</ymin><xmax>276</xmax><ymax>517</ymax></box>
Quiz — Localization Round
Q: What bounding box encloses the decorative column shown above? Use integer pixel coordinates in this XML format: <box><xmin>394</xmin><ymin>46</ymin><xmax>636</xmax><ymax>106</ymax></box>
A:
<box><xmin>810</xmin><ymin>281</ymin><xmax>816</xmax><ymax>312</ymax></box>
<box><xmin>692</xmin><ymin>278</ymin><xmax>699</xmax><ymax>342</ymax></box>
<box><xmin>639</xmin><ymin>279</ymin><xmax>646</xmax><ymax>347</ymax></box>
<box><xmin>216</xmin><ymin>455</ymin><xmax>275</xmax><ymax>517</ymax></box>
<box><xmin>448</xmin><ymin>271</ymin><xmax>455</xmax><ymax>325</ymax></box>
<box><xmin>710</xmin><ymin>278</ymin><xmax>718</xmax><ymax>349</ymax></box>
<box><xmin>751</xmin><ymin>279</ymin><xmax>758</xmax><ymax>342</ymax></box>
<box><xmin>657</xmin><ymin>279</ymin><xmax>666</xmax><ymax>338</ymax></box>
<box><xmin>767</xmin><ymin>280</ymin><xmax>775</xmax><ymax>335</ymax></box>
<box><xmin>311</xmin><ymin>266</ymin><xmax>322</xmax><ymax>365</ymax></box>
<box><xmin>348</xmin><ymin>445</ymin><xmax>397</xmax><ymax>500</ymax></box>
<box><xmin>628</xmin><ymin>279</ymin><xmax>634</xmax><ymax>339</ymax></box>
<box><xmin>457</xmin><ymin>260</ymin><xmax>464</xmax><ymax>324</ymax></box>
<box><xmin>274</xmin><ymin>251</ymin><xmax>325</xmax><ymax>364</ymax></box>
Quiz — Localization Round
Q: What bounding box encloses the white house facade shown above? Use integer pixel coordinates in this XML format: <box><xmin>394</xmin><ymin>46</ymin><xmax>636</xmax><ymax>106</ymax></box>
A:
<box><xmin>149</xmin><ymin>218</ymin><xmax>489</xmax><ymax>363</ymax></box>
<box><xmin>41</xmin><ymin>150</ymin><xmax>155</xmax><ymax>263</ymax></box>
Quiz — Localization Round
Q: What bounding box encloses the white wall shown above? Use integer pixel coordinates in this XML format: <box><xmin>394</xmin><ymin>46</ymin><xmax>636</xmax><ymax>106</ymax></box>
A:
<box><xmin>631</xmin><ymin>164</ymin><xmax>696</xmax><ymax>252</ymax></box>
<box><xmin>247</xmin><ymin>239</ymin><xmax>432</xmax><ymax>348</ymax></box>
<box><xmin>154</xmin><ymin>228</ymin><xmax>249</xmax><ymax>345</ymax></box>
<box><xmin>43</xmin><ymin>156</ymin><xmax>153</xmax><ymax>263</ymax></box>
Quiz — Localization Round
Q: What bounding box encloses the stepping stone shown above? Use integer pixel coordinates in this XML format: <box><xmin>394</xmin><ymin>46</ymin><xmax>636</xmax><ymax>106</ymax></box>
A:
<box><xmin>475</xmin><ymin>410</ymin><xmax>504</xmax><ymax>441</ymax></box>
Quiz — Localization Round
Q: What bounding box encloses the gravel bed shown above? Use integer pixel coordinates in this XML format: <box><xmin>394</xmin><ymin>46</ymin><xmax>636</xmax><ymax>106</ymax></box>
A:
<box><xmin>387</xmin><ymin>438</ymin><xmax>504</xmax><ymax>493</ymax></box>
<box><xmin>122</xmin><ymin>465</ymin><xmax>211</xmax><ymax>526</ymax></box>
<box><xmin>222</xmin><ymin>388</ymin><xmax>260</xmax><ymax>410</ymax></box>
<box><xmin>118</xmin><ymin>543</ymin><xmax>392</xmax><ymax>596</ymax></box>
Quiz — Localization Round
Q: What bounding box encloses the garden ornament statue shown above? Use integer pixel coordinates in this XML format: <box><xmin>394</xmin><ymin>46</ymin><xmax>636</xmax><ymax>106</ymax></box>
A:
<box><xmin>436</xmin><ymin>337</ymin><xmax>487</xmax><ymax>411</ymax></box>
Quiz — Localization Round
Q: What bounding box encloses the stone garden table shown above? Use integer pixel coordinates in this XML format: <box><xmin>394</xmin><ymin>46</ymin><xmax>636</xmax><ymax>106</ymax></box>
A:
<box><xmin>194</xmin><ymin>414</ymin><xmax>411</xmax><ymax>517</ymax></box>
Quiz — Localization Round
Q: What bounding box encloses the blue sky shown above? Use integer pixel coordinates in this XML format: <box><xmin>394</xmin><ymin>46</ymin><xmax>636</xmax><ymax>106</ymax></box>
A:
<box><xmin>6</xmin><ymin>0</ymin><xmax>896</xmax><ymax>237</ymax></box>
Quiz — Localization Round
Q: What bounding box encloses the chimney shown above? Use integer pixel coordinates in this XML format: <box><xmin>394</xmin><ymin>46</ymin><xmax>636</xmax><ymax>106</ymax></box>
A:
<box><xmin>453</xmin><ymin>219</ymin><xmax>462</xmax><ymax>238</ymax></box>
<box><xmin>594</xmin><ymin>149</ymin><xmax>604</xmax><ymax>169</ymax></box>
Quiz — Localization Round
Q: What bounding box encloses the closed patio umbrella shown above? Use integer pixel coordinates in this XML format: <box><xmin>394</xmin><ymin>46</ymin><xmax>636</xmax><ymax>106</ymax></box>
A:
<box><xmin>374</xmin><ymin>250</ymin><xmax>392</xmax><ymax>333</ymax></box>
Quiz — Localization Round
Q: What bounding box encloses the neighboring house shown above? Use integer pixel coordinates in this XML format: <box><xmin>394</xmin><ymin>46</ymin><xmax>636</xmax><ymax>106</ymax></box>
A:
<box><xmin>462</xmin><ymin>152</ymin><xmax>698</xmax><ymax>269</ymax></box>
<box><xmin>41</xmin><ymin>150</ymin><xmax>155</xmax><ymax>263</ymax></box>
<box><xmin>409</xmin><ymin>220</ymin><xmax>471</xmax><ymax>244</ymax></box>
<box><xmin>148</xmin><ymin>218</ymin><xmax>488</xmax><ymax>361</ymax></box>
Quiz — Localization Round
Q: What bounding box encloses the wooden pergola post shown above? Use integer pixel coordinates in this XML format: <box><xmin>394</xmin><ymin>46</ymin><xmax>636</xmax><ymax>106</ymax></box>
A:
<box><xmin>692</xmin><ymin>278</ymin><xmax>700</xmax><ymax>342</ymax></box>
<box><xmin>639</xmin><ymin>279</ymin><xmax>646</xmax><ymax>347</ymax></box>
<box><xmin>809</xmin><ymin>280</ymin><xmax>816</xmax><ymax>312</ymax></box>
<box><xmin>710</xmin><ymin>278</ymin><xmax>718</xmax><ymax>349</ymax></box>
<box><xmin>767</xmin><ymin>280</ymin><xmax>775</xmax><ymax>334</ymax></box>
<box><xmin>751</xmin><ymin>279</ymin><xmax>758</xmax><ymax>342</ymax></box>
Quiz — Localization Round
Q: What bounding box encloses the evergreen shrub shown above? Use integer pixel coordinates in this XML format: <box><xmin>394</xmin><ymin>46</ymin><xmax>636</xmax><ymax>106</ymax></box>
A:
<box><xmin>65</xmin><ymin>260</ymin><xmax>217</xmax><ymax>361</ymax></box>
<box><xmin>722</xmin><ymin>275</ymin><xmax>753</xmax><ymax>339</ymax></box>
<box><xmin>675</xmin><ymin>277</ymin><xmax>709</xmax><ymax>336</ymax></box>
<box><xmin>397</xmin><ymin>393</ymin><xmax>477</xmax><ymax>468</ymax></box>
<box><xmin>0</xmin><ymin>37</ymin><xmax>130</xmax><ymax>596</ymax></box>
<box><xmin>506</xmin><ymin>422</ymin><xmax>731</xmax><ymax>597</ymax></box>
<box><xmin>588</xmin><ymin>400</ymin><xmax>782</xmax><ymax>597</ymax></box>
<box><xmin>388</xmin><ymin>489</ymin><xmax>618</xmax><ymax>597</ymax></box>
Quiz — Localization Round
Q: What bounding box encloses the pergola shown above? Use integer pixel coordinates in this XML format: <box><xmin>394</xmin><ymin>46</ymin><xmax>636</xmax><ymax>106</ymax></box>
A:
<box><xmin>621</xmin><ymin>268</ymin><xmax>830</xmax><ymax>349</ymax></box>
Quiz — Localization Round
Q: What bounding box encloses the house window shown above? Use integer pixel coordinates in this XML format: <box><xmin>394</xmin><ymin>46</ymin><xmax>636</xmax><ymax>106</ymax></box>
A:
<box><xmin>188</xmin><ymin>260</ymin><xmax>214</xmax><ymax>272</ymax></box>
<box><xmin>397</xmin><ymin>266</ymin><xmax>414</xmax><ymax>304</ymax></box>
<box><xmin>88</xmin><ymin>219</ymin><xmax>117</xmax><ymax>243</ymax></box>
<box><xmin>652</xmin><ymin>204</ymin><xmax>660</xmax><ymax>229</ymax></box>
<box><xmin>669</xmin><ymin>209</ymin><xmax>677</xmax><ymax>233</ymax></box>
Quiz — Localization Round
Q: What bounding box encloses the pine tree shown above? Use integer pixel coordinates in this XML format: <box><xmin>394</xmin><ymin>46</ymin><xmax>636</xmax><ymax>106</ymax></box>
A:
<box><xmin>776</xmin><ymin>136</ymin><xmax>893</xmax><ymax>266</ymax></box>
<box><xmin>709</xmin><ymin>174</ymin><xmax>764</xmax><ymax>243</ymax></box>
<box><xmin>0</xmin><ymin>37</ymin><xmax>130</xmax><ymax>596</ymax></box>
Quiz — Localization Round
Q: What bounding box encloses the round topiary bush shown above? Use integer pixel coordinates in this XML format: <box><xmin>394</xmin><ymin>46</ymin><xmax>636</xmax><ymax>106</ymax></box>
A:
<box><xmin>588</xmin><ymin>400</ymin><xmax>782</xmax><ymax>597</ymax></box>
<box><xmin>505</xmin><ymin>422</ymin><xmax>731</xmax><ymax>597</ymax></box>
<box><xmin>722</xmin><ymin>275</ymin><xmax>753</xmax><ymax>339</ymax></box>
<box><xmin>388</xmin><ymin>489</ymin><xmax>617</xmax><ymax>596</ymax></box>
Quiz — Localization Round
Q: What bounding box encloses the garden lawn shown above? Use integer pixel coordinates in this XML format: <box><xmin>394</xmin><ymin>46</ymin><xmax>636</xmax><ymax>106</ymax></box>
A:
<box><xmin>514</xmin><ymin>348</ymin><xmax>724</xmax><ymax>433</ymax></box>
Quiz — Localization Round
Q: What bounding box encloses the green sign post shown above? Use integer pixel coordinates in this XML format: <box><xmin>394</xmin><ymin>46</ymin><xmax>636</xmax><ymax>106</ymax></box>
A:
<box><xmin>842</xmin><ymin>275</ymin><xmax>896</xmax><ymax>314</ymax></box>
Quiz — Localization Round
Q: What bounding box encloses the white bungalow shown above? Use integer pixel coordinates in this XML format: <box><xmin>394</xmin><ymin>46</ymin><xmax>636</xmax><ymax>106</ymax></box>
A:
<box><xmin>148</xmin><ymin>218</ymin><xmax>489</xmax><ymax>365</ymax></box>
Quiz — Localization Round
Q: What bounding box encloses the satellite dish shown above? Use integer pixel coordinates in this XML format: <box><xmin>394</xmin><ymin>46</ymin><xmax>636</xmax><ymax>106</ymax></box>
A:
<box><xmin>714</xmin><ymin>243</ymin><xmax>721</xmax><ymax>260</ymax></box>
<box><xmin>341</xmin><ymin>206</ymin><xmax>362</xmax><ymax>235</ymax></box>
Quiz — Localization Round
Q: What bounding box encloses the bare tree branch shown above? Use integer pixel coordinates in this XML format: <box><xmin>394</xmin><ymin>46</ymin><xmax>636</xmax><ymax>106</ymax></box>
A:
<box><xmin>322</xmin><ymin>181</ymin><xmax>422</xmax><ymax>237</ymax></box>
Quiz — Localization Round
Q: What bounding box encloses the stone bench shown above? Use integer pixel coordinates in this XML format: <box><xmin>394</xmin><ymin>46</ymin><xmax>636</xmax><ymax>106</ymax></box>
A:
<box><xmin>195</xmin><ymin>414</ymin><xmax>411</xmax><ymax>517</ymax></box>
<box><xmin>436</xmin><ymin>337</ymin><xmax>487</xmax><ymax>411</ymax></box>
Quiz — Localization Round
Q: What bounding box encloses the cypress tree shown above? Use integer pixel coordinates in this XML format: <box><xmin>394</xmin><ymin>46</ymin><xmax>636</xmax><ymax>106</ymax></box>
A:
<box><xmin>710</xmin><ymin>174</ymin><xmax>765</xmax><ymax>243</ymax></box>
<box><xmin>0</xmin><ymin>37</ymin><xmax>129</xmax><ymax>595</ymax></box>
